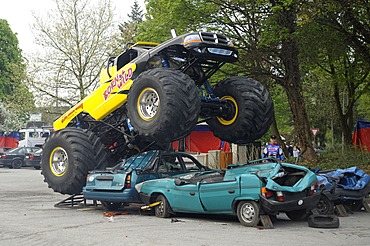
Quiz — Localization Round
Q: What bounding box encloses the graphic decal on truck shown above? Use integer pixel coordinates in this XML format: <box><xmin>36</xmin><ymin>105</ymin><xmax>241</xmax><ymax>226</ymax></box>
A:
<box><xmin>103</xmin><ymin>67</ymin><xmax>133</xmax><ymax>100</ymax></box>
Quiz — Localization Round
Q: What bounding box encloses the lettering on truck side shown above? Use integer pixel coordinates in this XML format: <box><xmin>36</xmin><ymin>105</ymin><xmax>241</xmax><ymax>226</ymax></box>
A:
<box><xmin>103</xmin><ymin>67</ymin><xmax>133</xmax><ymax>100</ymax></box>
<box><xmin>61</xmin><ymin>103</ymin><xmax>84</xmax><ymax>123</ymax></box>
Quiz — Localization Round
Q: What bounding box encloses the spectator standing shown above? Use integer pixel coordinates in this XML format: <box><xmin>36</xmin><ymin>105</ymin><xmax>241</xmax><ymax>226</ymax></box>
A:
<box><xmin>262</xmin><ymin>135</ymin><xmax>284</xmax><ymax>161</ymax></box>
<box><xmin>293</xmin><ymin>145</ymin><xmax>300</xmax><ymax>163</ymax></box>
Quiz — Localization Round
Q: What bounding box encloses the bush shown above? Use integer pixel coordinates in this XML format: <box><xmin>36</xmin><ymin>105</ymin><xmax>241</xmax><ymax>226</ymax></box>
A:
<box><xmin>302</xmin><ymin>147</ymin><xmax>370</xmax><ymax>173</ymax></box>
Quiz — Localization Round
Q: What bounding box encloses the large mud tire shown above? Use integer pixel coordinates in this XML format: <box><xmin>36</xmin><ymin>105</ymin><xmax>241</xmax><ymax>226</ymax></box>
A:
<box><xmin>127</xmin><ymin>68</ymin><xmax>200</xmax><ymax>143</ymax></box>
<box><xmin>207</xmin><ymin>77</ymin><xmax>274</xmax><ymax>144</ymax></box>
<box><xmin>41</xmin><ymin>128</ymin><xmax>107</xmax><ymax>195</ymax></box>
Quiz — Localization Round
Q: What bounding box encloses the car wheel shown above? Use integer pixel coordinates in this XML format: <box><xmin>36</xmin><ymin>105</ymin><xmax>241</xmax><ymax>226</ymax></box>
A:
<box><xmin>236</xmin><ymin>201</ymin><xmax>260</xmax><ymax>227</ymax></box>
<box><xmin>207</xmin><ymin>77</ymin><xmax>274</xmax><ymax>144</ymax></box>
<box><xmin>41</xmin><ymin>128</ymin><xmax>107</xmax><ymax>195</ymax></box>
<box><xmin>12</xmin><ymin>159</ymin><xmax>23</xmax><ymax>169</ymax></box>
<box><xmin>286</xmin><ymin>209</ymin><xmax>308</xmax><ymax>221</ymax></box>
<box><xmin>101</xmin><ymin>201</ymin><xmax>124</xmax><ymax>211</ymax></box>
<box><xmin>155</xmin><ymin>195</ymin><xmax>171</xmax><ymax>218</ymax></box>
<box><xmin>307</xmin><ymin>214</ymin><xmax>340</xmax><ymax>228</ymax></box>
<box><xmin>127</xmin><ymin>68</ymin><xmax>200</xmax><ymax>143</ymax></box>
<box><xmin>316</xmin><ymin>195</ymin><xmax>334</xmax><ymax>214</ymax></box>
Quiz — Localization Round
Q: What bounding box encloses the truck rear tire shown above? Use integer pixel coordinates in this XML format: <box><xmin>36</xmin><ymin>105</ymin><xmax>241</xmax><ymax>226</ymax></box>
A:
<box><xmin>127</xmin><ymin>68</ymin><xmax>200</xmax><ymax>143</ymax></box>
<box><xmin>41</xmin><ymin>128</ymin><xmax>107</xmax><ymax>195</ymax></box>
<box><xmin>207</xmin><ymin>77</ymin><xmax>274</xmax><ymax>144</ymax></box>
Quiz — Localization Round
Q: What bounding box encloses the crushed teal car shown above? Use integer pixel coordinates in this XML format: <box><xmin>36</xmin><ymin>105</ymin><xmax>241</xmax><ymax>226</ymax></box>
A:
<box><xmin>136</xmin><ymin>158</ymin><xmax>320</xmax><ymax>227</ymax></box>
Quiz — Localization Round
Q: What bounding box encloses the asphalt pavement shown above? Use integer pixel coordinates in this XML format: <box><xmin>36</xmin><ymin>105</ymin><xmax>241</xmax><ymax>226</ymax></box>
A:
<box><xmin>0</xmin><ymin>168</ymin><xmax>369</xmax><ymax>246</ymax></box>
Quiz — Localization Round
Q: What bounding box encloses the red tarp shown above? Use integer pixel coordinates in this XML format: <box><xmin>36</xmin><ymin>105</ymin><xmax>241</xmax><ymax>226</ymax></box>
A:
<box><xmin>172</xmin><ymin>125</ymin><xmax>230</xmax><ymax>153</ymax></box>
<box><xmin>0</xmin><ymin>136</ymin><xmax>19</xmax><ymax>149</ymax></box>
<box><xmin>352</xmin><ymin>120</ymin><xmax>370</xmax><ymax>152</ymax></box>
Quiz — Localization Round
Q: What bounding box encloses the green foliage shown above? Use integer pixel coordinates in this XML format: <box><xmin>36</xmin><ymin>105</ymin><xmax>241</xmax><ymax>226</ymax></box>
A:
<box><xmin>304</xmin><ymin>148</ymin><xmax>370</xmax><ymax>174</ymax></box>
<box><xmin>0</xmin><ymin>19</ymin><xmax>24</xmax><ymax>100</ymax></box>
<box><xmin>0</xmin><ymin>19</ymin><xmax>34</xmax><ymax>130</ymax></box>
<box><xmin>357</xmin><ymin>93</ymin><xmax>370</xmax><ymax>121</ymax></box>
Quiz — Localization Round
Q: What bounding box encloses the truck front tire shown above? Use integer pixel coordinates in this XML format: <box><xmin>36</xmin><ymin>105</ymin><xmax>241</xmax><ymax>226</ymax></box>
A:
<box><xmin>127</xmin><ymin>68</ymin><xmax>200</xmax><ymax>143</ymax></box>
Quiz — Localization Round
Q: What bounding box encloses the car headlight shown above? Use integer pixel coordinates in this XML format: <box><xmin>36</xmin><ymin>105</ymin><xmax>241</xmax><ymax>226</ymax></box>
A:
<box><xmin>184</xmin><ymin>34</ymin><xmax>202</xmax><ymax>46</ymax></box>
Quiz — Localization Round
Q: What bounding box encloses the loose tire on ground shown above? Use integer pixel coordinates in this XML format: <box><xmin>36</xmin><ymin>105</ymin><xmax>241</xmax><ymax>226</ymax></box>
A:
<box><xmin>207</xmin><ymin>77</ymin><xmax>274</xmax><ymax>144</ymax></box>
<box><xmin>12</xmin><ymin>159</ymin><xmax>23</xmax><ymax>169</ymax></box>
<box><xmin>236</xmin><ymin>201</ymin><xmax>260</xmax><ymax>227</ymax></box>
<box><xmin>286</xmin><ymin>209</ymin><xmax>308</xmax><ymax>221</ymax></box>
<box><xmin>316</xmin><ymin>195</ymin><xmax>335</xmax><ymax>215</ymax></box>
<box><xmin>155</xmin><ymin>195</ymin><xmax>171</xmax><ymax>218</ymax></box>
<box><xmin>127</xmin><ymin>68</ymin><xmax>200</xmax><ymax>143</ymax></box>
<box><xmin>307</xmin><ymin>214</ymin><xmax>340</xmax><ymax>228</ymax></box>
<box><xmin>41</xmin><ymin>128</ymin><xmax>107</xmax><ymax>195</ymax></box>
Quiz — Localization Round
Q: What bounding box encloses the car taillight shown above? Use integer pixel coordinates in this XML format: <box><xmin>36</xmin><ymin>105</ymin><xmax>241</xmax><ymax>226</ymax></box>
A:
<box><xmin>276</xmin><ymin>191</ymin><xmax>284</xmax><ymax>202</ymax></box>
<box><xmin>125</xmin><ymin>174</ymin><xmax>131</xmax><ymax>188</ymax></box>
<box><xmin>309</xmin><ymin>182</ymin><xmax>318</xmax><ymax>196</ymax></box>
<box><xmin>30</xmin><ymin>155</ymin><xmax>35</xmax><ymax>160</ymax></box>
<box><xmin>261</xmin><ymin>187</ymin><xmax>275</xmax><ymax>199</ymax></box>
<box><xmin>1</xmin><ymin>155</ymin><xmax>6</xmax><ymax>159</ymax></box>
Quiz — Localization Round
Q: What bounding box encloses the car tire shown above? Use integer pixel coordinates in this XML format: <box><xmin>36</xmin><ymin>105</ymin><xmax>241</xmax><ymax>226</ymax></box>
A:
<box><xmin>127</xmin><ymin>68</ymin><xmax>200</xmax><ymax>143</ymax></box>
<box><xmin>236</xmin><ymin>201</ymin><xmax>260</xmax><ymax>227</ymax></box>
<box><xmin>286</xmin><ymin>209</ymin><xmax>308</xmax><ymax>221</ymax></box>
<box><xmin>207</xmin><ymin>77</ymin><xmax>274</xmax><ymax>144</ymax></box>
<box><xmin>41</xmin><ymin>128</ymin><xmax>107</xmax><ymax>195</ymax></box>
<box><xmin>155</xmin><ymin>195</ymin><xmax>171</xmax><ymax>218</ymax></box>
<box><xmin>101</xmin><ymin>201</ymin><xmax>124</xmax><ymax>211</ymax></box>
<box><xmin>12</xmin><ymin>159</ymin><xmax>23</xmax><ymax>169</ymax></box>
<box><xmin>307</xmin><ymin>214</ymin><xmax>340</xmax><ymax>228</ymax></box>
<box><xmin>316</xmin><ymin>195</ymin><xmax>335</xmax><ymax>215</ymax></box>
<box><xmin>34</xmin><ymin>166</ymin><xmax>41</xmax><ymax>170</ymax></box>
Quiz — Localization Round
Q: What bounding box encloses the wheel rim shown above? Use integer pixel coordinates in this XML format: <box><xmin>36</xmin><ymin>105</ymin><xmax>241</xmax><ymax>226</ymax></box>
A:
<box><xmin>157</xmin><ymin>200</ymin><xmax>165</xmax><ymax>216</ymax></box>
<box><xmin>137</xmin><ymin>87</ymin><xmax>160</xmax><ymax>121</ymax></box>
<box><xmin>13</xmin><ymin>160</ymin><xmax>22</xmax><ymax>168</ymax></box>
<box><xmin>217</xmin><ymin>96</ymin><xmax>238</xmax><ymax>125</ymax></box>
<box><xmin>240</xmin><ymin>203</ymin><xmax>256</xmax><ymax>223</ymax></box>
<box><xmin>317</xmin><ymin>198</ymin><xmax>330</xmax><ymax>214</ymax></box>
<box><xmin>50</xmin><ymin>147</ymin><xmax>69</xmax><ymax>176</ymax></box>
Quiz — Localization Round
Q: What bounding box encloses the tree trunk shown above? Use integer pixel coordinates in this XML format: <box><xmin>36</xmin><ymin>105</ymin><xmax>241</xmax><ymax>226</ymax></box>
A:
<box><xmin>276</xmin><ymin>3</ymin><xmax>317</xmax><ymax>161</ymax></box>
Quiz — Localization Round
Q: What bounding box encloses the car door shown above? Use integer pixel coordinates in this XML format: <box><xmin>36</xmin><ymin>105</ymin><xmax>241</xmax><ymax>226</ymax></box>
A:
<box><xmin>198</xmin><ymin>177</ymin><xmax>240</xmax><ymax>212</ymax></box>
<box><xmin>169</xmin><ymin>181</ymin><xmax>205</xmax><ymax>213</ymax></box>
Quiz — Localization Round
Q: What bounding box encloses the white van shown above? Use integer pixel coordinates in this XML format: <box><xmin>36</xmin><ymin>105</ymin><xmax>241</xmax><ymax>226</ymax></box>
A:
<box><xmin>18</xmin><ymin>128</ymin><xmax>50</xmax><ymax>148</ymax></box>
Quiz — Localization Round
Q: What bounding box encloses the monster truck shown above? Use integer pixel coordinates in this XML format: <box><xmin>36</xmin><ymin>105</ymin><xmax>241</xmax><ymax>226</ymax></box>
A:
<box><xmin>41</xmin><ymin>32</ymin><xmax>274</xmax><ymax>195</ymax></box>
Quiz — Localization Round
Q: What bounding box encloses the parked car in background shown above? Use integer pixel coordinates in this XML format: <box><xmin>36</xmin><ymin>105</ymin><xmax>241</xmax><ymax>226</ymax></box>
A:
<box><xmin>136</xmin><ymin>158</ymin><xmax>320</xmax><ymax>227</ymax></box>
<box><xmin>24</xmin><ymin>149</ymin><xmax>43</xmax><ymax>170</ymax></box>
<box><xmin>315</xmin><ymin>166</ymin><xmax>370</xmax><ymax>214</ymax></box>
<box><xmin>83</xmin><ymin>150</ymin><xmax>210</xmax><ymax>210</ymax></box>
<box><xmin>0</xmin><ymin>147</ymin><xmax>41</xmax><ymax>169</ymax></box>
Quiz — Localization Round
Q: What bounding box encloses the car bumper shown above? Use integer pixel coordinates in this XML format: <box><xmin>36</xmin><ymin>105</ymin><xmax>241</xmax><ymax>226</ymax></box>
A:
<box><xmin>138</xmin><ymin>192</ymin><xmax>151</xmax><ymax>205</ymax></box>
<box><xmin>259</xmin><ymin>192</ymin><xmax>321</xmax><ymax>213</ymax></box>
<box><xmin>82</xmin><ymin>188</ymin><xmax>141</xmax><ymax>203</ymax></box>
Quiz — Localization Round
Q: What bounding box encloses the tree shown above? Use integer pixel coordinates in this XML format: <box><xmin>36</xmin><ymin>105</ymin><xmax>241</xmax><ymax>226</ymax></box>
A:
<box><xmin>118</xmin><ymin>0</ymin><xmax>144</xmax><ymax>45</ymax></box>
<box><xmin>0</xmin><ymin>19</ymin><xmax>35</xmax><ymax>131</ymax></box>
<box><xmin>0</xmin><ymin>19</ymin><xmax>24</xmax><ymax>100</ymax></box>
<box><xmin>300</xmin><ymin>0</ymin><xmax>370</xmax><ymax>147</ymax></box>
<box><xmin>29</xmin><ymin>0</ymin><xmax>119</xmax><ymax>109</ymax></box>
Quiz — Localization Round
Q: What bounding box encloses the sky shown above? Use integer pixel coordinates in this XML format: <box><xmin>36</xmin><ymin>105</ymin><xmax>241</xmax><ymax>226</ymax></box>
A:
<box><xmin>0</xmin><ymin>0</ymin><xmax>145</xmax><ymax>56</ymax></box>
